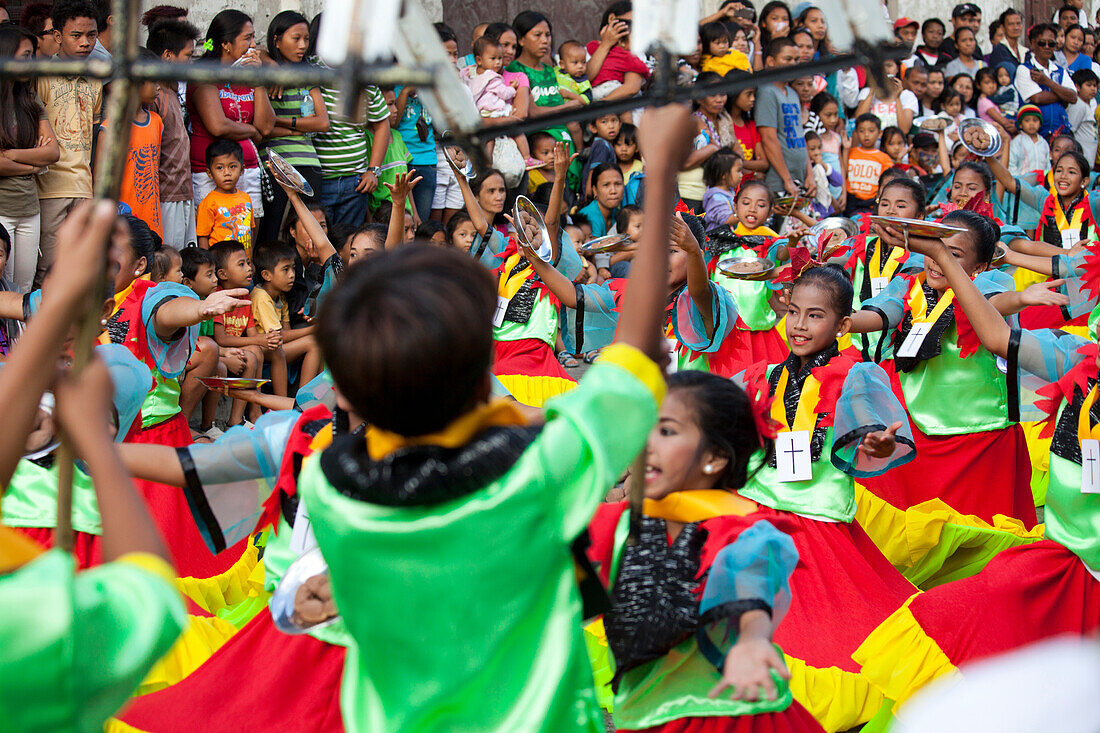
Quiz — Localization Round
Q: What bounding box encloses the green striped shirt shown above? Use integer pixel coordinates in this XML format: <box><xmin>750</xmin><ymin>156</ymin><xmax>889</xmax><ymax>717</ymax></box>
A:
<box><xmin>310</xmin><ymin>58</ymin><xmax>389</xmax><ymax>179</ymax></box>
<box><xmin>262</xmin><ymin>87</ymin><xmax>321</xmax><ymax>168</ymax></box>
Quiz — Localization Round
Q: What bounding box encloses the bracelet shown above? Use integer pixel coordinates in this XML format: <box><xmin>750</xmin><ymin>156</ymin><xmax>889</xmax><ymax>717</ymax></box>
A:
<box><xmin>290</xmin><ymin>117</ymin><xmax>297</xmax><ymax>130</ymax></box>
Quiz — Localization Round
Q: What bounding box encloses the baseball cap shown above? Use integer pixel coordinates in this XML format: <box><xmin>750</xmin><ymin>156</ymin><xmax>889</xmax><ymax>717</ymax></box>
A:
<box><xmin>1017</xmin><ymin>104</ymin><xmax>1043</xmax><ymax>121</ymax></box>
<box><xmin>893</xmin><ymin>17</ymin><xmax>919</xmax><ymax>31</ymax></box>
<box><xmin>952</xmin><ymin>3</ymin><xmax>980</xmax><ymax>17</ymax></box>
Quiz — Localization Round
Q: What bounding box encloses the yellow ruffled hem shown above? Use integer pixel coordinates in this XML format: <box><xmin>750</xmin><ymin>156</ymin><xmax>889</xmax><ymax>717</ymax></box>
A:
<box><xmin>1021</xmin><ymin>420</ymin><xmax>1051</xmax><ymax>507</ymax></box>
<box><xmin>135</xmin><ymin>613</ymin><xmax>239</xmax><ymax>695</ymax></box>
<box><xmin>105</xmin><ymin>719</ymin><xmax>148</xmax><ymax>733</ymax></box>
<box><xmin>855</xmin><ymin>485</ymin><xmax>1045</xmax><ymax>588</ymax></box>
<box><xmin>495</xmin><ymin>374</ymin><xmax>576</xmax><ymax>407</ymax></box>
<box><xmin>785</xmin><ymin>655</ymin><xmax>885</xmax><ymax>732</ymax></box>
<box><xmin>175</xmin><ymin>541</ymin><xmax>264</xmax><ymax>616</ymax></box>
<box><xmin>851</xmin><ymin>596</ymin><xmax>958</xmax><ymax>707</ymax></box>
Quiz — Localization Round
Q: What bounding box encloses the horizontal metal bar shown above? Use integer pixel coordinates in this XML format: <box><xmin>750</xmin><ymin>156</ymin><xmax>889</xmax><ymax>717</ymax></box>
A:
<box><xmin>0</xmin><ymin>57</ymin><xmax>437</xmax><ymax>87</ymax></box>
<box><xmin>466</xmin><ymin>44</ymin><xmax>909</xmax><ymax>146</ymax></box>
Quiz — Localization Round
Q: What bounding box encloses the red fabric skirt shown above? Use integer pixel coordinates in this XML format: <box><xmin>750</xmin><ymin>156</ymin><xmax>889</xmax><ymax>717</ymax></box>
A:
<box><xmin>129</xmin><ymin>413</ymin><xmax>247</xmax><ymax>580</ymax></box>
<box><xmin>492</xmin><ymin>337</ymin><xmax>575</xmax><ymax>380</ymax></box>
<box><xmin>706</xmin><ymin>325</ymin><xmax>789</xmax><ymax>378</ymax></box>
<box><xmin>907</xmin><ymin>540</ymin><xmax>1100</xmax><ymax>667</ymax></box>
<box><xmin>625</xmin><ymin>699</ymin><xmax>825</xmax><ymax>732</ymax></box>
<box><xmin>118</xmin><ymin>611</ymin><xmax>346</xmax><ymax>733</ymax></box>
<box><xmin>16</xmin><ymin>527</ymin><xmax>101</xmax><ymax>569</ymax></box>
<box><xmin>860</xmin><ymin>421</ymin><xmax>1036</xmax><ymax>528</ymax></box>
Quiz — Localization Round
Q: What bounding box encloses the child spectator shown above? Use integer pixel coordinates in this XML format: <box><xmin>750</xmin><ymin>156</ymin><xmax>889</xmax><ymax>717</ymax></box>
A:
<box><xmin>372</xmin><ymin>90</ymin><xmax>413</xmax><ymax>216</ymax></box>
<box><xmin>415</xmin><ymin>219</ymin><xmax>447</xmax><ymax>245</ymax></box>
<box><xmin>147</xmin><ymin>18</ymin><xmax>199</xmax><ymax>248</ymax></box>
<box><xmin>975</xmin><ymin>67</ymin><xmax>1019</xmax><ymax>134</ymax></box>
<box><xmin>196</xmin><ymin>139</ymin><xmax>255</xmax><ymax>251</ymax></box>
<box><xmin>806</xmin><ymin>131</ymin><xmax>843</xmax><ymax>218</ymax></box>
<box><xmin>555</xmin><ymin>40</ymin><xmax>592</xmax><ymax>105</ymax></box>
<box><xmin>463</xmin><ymin>36</ymin><xmax>532</xmax><ymax>164</ymax></box>
<box><xmin>1009</xmin><ymin>104</ymin><xmax>1052</xmax><ymax>176</ymax></box>
<box><xmin>855</xmin><ymin>59</ymin><xmax>910</xmax><ymax>133</ymax></box>
<box><xmin>699</xmin><ymin>21</ymin><xmax>751</xmax><ymax>75</ymax></box>
<box><xmin>1068</xmin><ymin>67</ymin><xmax>1098</xmax><ymax>164</ymax></box>
<box><xmin>119</xmin><ymin>52</ymin><xmax>164</xmax><ymax>239</ymax></box>
<box><xmin>844</xmin><ymin>113</ymin><xmax>894</xmax><ymax>215</ymax></box>
<box><xmin>701</xmin><ymin>146</ymin><xmax>744</xmax><ymax>232</ymax></box>
<box><xmin>445</xmin><ymin>212</ymin><xmax>478</xmax><ymax>252</ymax></box>
<box><xmin>34</xmin><ymin>0</ymin><xmax>103</xmax><ymax>287</ymax></box>
<box><xmin>915</xmin><ymin>17</ymin><xmax>951</xmax><ymax>68</ymax></box>
<box><xmin>251</xmin><ymin>242</ymin><xmax>323</xmax><ymax>397</ymax></box>
<box><xmin>601</xmin><ymin>204</ymin><xmax>642</xmax><ymax>278</ymax></box>
<box><xmin>730</xmin><ymin>88</ymin><xmax>767</xmax><ymax>180</ymax></box>
<box><xmin>525</xmin><ymin>131</ymin><xmax>556</xmax><ymax>194</ymax></box>
<box><xmin>148</xmin><ymin>247</ymin><xmax>182</xmax><ymax>284</ymax></box>
<box><xmin>614</xmin><ymin>123</ymin><xmax>643</xmax><ymax>183</ymax></box>
<box><xmin>991</xmin><ymin>62</ymin><xmax>1021</xmax><ymax>115</ymax></box>
<box><xmin>209</xmin><ymin>240</ymin><xmax>275</xmax><ymax>428</ymax></box>
<box><xmin>580</xmin><ymin>112</ymin><xmax>622</xmax><ymax>199</ymax></box>
<box><xmin>880</xmin><ymin>125</ymin><xmax>908</xmax><ymax>166</ymax></box>
<box><xmin>936</xmin><ymin>88</ymin><xmax>966</xmax><ymax>141</ymax></box>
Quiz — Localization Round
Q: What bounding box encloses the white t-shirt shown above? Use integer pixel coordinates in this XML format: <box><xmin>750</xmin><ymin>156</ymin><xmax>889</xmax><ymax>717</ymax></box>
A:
<box><xmin>1015</xmin><ymin>57</ymin><xmax>1073</xmax><ymax>104</ymax></box>
<box><xmin>899</xmin><ymin>89</ymin><xmax>923</xmax><ymax>116</ymax></box>
<box><xmin>1067</xmin><ymin>97</ymin><xmax>1098</xmax><ymax>164</ymax></box>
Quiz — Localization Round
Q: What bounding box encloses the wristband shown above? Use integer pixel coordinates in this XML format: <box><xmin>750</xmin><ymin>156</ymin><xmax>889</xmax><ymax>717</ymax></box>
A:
<box><xmin>290</xmin><ymin>117</ymin><xmax>297</xmax><ymax>130</ymax></box>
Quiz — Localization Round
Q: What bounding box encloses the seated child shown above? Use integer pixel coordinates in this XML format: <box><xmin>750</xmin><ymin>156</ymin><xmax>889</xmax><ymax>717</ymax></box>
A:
<box><xmin>701</xmin><ymin>146</ymin><xmax>744</xmax><ymax>232</ymax></box>
<box><xmin>1008</xmin><ymin>104</ymin><xmax>1051</xmax><ymax>176</ymax></box>
<box><xmin>251</xmin><ymin>242</ymin><xmax>323</xmax><ymax>395</ymax></box>
<box><xmin>181</xmin><ymin>247</ymin><xmax>256</xmax><ymax>436</ymax></box>
<box><xmin>196</xmin><ymin>139</ymin><xmax>255</xmax><ymax>252</ymax></box>
<box><xmin>581</xmin><ymin>113</ymin><xmax>622</xmax><ymax>200</ymax></box>
<box><xmin>555</xmin><ymin>39</ymin><xmax>592</xmax><ymax>105</ymax></box>
<box><xmin>209</xmin><ymin>240</ymin><xmax>276</xmax><ymax>428</ymax></box>
<box><xmin>463</xmin><ymin>36</ymin><xmax>532</xmax><ymax>163</ymax></box>
<box><xmin>148</xmin><ymin>247</ymin><xmax>182</xmax><ymax>284</ymax></box>
<box><xmin>806</xmin><ymin>131</ymin><xmax>843</xmax><ymax>218</ymax></box>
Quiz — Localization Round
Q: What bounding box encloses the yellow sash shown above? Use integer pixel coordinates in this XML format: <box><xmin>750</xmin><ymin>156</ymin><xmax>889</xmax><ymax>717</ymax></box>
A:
<box><xmin>906</xmin><ymin>274</ymin><xmax>955</xmax><ymax>327</ymax></box>
<box><xmin>868</xmin><ymin>238</ymin><xmax>906</xmax><ymax>282</ymax></box>
<box><xmin>1052</xmin><ymin>195</ymin><xmax>1086</xmax><ymax>234</ymax></box>
<box><xmin>643</xmin><ymin>489</ymin><xmax>758</xmax><ymax>522</ymax></box>
<box><xmin>1078</xmin><ymin>384</ymin><xmax>1100</xmax><ymax>442</ymax></box>
<box><xmin>497</xmin><ymin>251</ymin><xmax>533</xmax><ymax>301</ymax></box>
<box><xmin>771</xmin><ymin>366</ymin><xmax>822</xmax><ymax>433</ymax></box>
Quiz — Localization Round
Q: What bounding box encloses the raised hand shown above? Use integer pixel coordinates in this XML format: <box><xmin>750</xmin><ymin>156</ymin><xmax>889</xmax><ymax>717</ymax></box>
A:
<box><xmin>383</xmin><ymin>171</ymin><xmax>423</xmax><ymax>206</ymax></box>
<box><xmin>860</xmin><ymin>421</ymin><xmax>902</xmax><ymax>458</ymax></box>
<box><xmin>552</xmin><ymin>141</ymin><xmax>578</xmax><ymax>180</ymax></box>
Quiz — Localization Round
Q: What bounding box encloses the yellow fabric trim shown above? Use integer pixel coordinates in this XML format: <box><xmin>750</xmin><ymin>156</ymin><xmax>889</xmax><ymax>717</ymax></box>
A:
<box><xmin>106</xmin><ymin>719</ymin><xmax>149</xmax><ymax>733</ymax></box>
<box><xmin>118</xmin><ymin>552</ymin><xmax>178</xmax><ymax>586</ymax></box>
<box><xmin>1079</xmin><ymin>383</ymin><xmax>1100</xmax><ymax>441</ymax></box>
<box><xmin>771</xmin><ymin>367</ymin><xmax>822</xmax><ymax>433</ymax></box>
<box><xmin>598</xmin><ymin>343</ymin><xmax>668</xmax><ymax>406</ymax></box>
<box><xmin>785</xmin><ymin>654</ymin><xmax>886</xmax><ymax>732</ymax></box>
<box><xmin>643</xmin><ymin>489</ymin><xmax>758</xmax><ymax>523</ymax></box>
<box><xmin>98</xmin><ymin>275</ymin><xmax>151</xmax><ymax>345</ymax></box>
<box><xmin>852</xmin><ymin>597</ymin><xmax>958</xmax><ymax>708</ymax></box>
<box><xmin>496</xmin><ymin>373</ymin><xmax>577</xmax><ymax>408</ymax></box>
<box><xmin>0</xmin><ymin>525</ymin><xmax>45</xmax><ymax>574</ymax></box>
<box><xmin>855</xmin><ymin>485</ymin><xmax>1044</xmax><ymax>587</ymax></box>
<box><xmin>366</xmin><ymin>399</ymin><xmax>527</xmax><ymax>461</ymax></box>
<box><xmin>174</xmin><ymin>541</ymin><xmax>264</xmax><ymax>615</ymax></box>
<box><xmin>497</xmin><ymin>251</ymin><xmax>533</xmax><ymax>300</ymax></box>
<box><xmin>907</xmin><ymin>273</ymin><xmax>955</xmax><ymax>325</ymax></box>
<box><xmin>869</xmin><ymin>241</ymin><xmax>906</xmax><ymax>282</ymax></box>
<box><xmin>136</xmin><ymin>613</ymin><xmax>239</xmax><ymax>695</ymax></box>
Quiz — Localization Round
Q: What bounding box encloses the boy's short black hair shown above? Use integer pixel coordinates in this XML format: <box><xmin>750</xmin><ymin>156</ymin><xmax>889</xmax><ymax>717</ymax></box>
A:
<box><xmin>558</xmin><ymin>39</ymin><xmax>583</xmax><ymax>59</ymax></box>
<box><xmin>146</xmin><ymin>18</ymin><xmax>199</xmax><ymax>56</ymax></box>
<box><xmin>209</xmin><ymin>240</ymin><xmax>247</xmax><ymax>275</ymax></box>
<box><xmin>317</xmin><ymin>244</ymin><xmax>496</xmax><ymax>435</ymax></box>
<box><xmin>1059</xmin><ymin>5</ymin><xmax>1080</xmax><ymax>19</ymax></box>
<box><xmin>433</xmin><ymin>21</ymin><xmax>457</xmax><ymax>44</ymax></box>
<box><xmin>922</xmin><ymin>17</ymin><xmax>945</xmax><ymax>33</ymax></box>
<box><xmin>702</xmin><ymin>146</ymin><xmax>742</xmax><ymax>188</ymax></box>
<box><xmin>180</xmin><ymin>246</ymin><xmax>215</xmax><ymax>281</ymax></box>
<box><xmin>415</xmin><ymin>219</ymin><xmax>445</xmax><ymax>240</ymax></box>
<box><xmin>764</xmin><ymin>36</ymin><xmax>797</xmax><ymax>60</ymax></box>
<box><xmin>1073</xmin><ymin>68</ymin><xmax>1099</xmax><ymax>87</ymax></box>
<box><xmin>205</xmin><ymin>138</ymin><xmax>244</xmax><ymax>168</ymax></box>
<box><xmin>855</xmin><ymin>112</ymin><xmax>882</xmax><ymax>130</ymax></box>
<box><xmin>803</xmin><ymin>130</ymin><xmax>820</xmax><ymax>144</ymax></box>
<box><xmin>253</xmin><ymin>242</ymin><xmax>297</xmax><ymax>278</ymax></box>
<box><xmin>527</xmin><ymin>130</ymin><xmax>555</xmax><ymax>150</ymax></box>
<box><xmin>148</xmin><ymin>247</ymin><xmax>181</xmax><ymax>282</ymax></box>
<box><xmin>52</xmin><ymin>0</ymin><xmax>100</xmax><ymax>33</ymax></box>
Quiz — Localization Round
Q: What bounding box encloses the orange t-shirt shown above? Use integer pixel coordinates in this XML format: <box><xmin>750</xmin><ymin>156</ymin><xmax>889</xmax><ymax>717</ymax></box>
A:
<box><xmin>196</xmin><ymin>189</ymin><xmax>255</xmax><ymax>252</ymax></box>
<box><xmin>119</xmin><ymin>109</ymin><xmax>164</xmax><ymax>237</ymax></box>
<box><xmin>845</xmin><ymin>147</ymin><xmax>894</xmax><ymax>201</ymax></box>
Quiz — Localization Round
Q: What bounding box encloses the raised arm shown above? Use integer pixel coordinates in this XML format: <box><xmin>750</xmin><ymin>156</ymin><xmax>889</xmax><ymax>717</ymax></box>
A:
<box><xmin>154</xmin><ymin>289</ymin><xmax>252</xmax><ymax>342</ymax></box>
<box><xmin>383</xmin><ymin>172</ymin><xmax>423</xmax><ymax>249</ymax></box>
<box><xmin>619</xmin><ymin>105</ymin><xmax>695</xmax><ymax>359</ymax></box>
<box><xmin>672</xmin><ymin>213</ymin><xmax>716</xmax><ymax>338</ymax></box>
<box><xmin>277</xmin><ymin>173</ymin><xmax>338</xmax><ymax>264</ymax></box>
<box><xmin>545</xmin><ymin>142</ymin><xmax>577</xmax><ymax>263</ymax></box>
<box><xmin>450</xmin><ymin>151</ymin><xmax>491</xmax><ymax>236</ymax></box>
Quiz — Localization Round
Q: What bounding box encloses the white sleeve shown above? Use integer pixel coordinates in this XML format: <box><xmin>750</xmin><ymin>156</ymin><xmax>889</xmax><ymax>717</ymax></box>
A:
<box><xmin>1015</xmin><ymin>64</ymin><xmax>1042</xmax><ymax>102</ymax></box>
<box><xmin>838</xmin><ymin>68</ymin><xmax>860</xmax><ymax>110</ymax></box>
<box><xmin>899</xmin><ymin>89</ymin><xmax>919</xmax><ymax>115</ymax></box>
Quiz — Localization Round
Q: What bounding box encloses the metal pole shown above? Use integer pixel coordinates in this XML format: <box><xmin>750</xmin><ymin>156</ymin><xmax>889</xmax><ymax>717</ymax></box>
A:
<box><xmin>54</xmin><ymin>0</ymin><xmax>142</xmax><ymax>553</ymax></box>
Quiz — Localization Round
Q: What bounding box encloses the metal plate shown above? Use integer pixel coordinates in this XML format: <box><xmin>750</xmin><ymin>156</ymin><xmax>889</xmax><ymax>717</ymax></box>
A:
<box><xmin>809</xmin><ymin>216</ymin><xmax>859</xmax><ymax>240</ymax></box>
<box><xmin>198</xmin><ymin>377</ymin><xmax>271</xmax><ymax>390</ymax></box>
<box><xmin>23</xmin><ymin>395</ymin><xmax>58</xmax><ymax>460</ymax></box>
<box><xmin>774</xmin><ymin>194</ymin><xmax>809</xmax><ymax>211</ymax></box>
<box><xmin>992</xmin><ymin>244</ymin><xmax>1007</xmax><ymax>267</ymax></box>
<box><xmin>868</xmin><ymin>216</ymin><xmax>969</xmax><ymax>239</ymax></box>
<box><xmin>512</xmin><ymin>196</ymin><xmax>551</xmax><ymax>262</ymax></box>
<box><xmin>271</xmin><ymin>547</ymin><xmax>341</xmax><ymax>635</ymax></box>
<box><xmin>443</xmin><ymin>140</ymin><xmax>474</xmax><ymax>180</ymax></box>
<box><xmin>716</xmin><ymin>254</ymin><xmax>776</xmax><ymax>281</ymax></box>
<box><xmin>578</xmin><ymin>233</ymin><xmax>633</xmax><ymax>254</ymax></box>
<box><xmin>958</xmin><ymin>117</ymin><xmax>1002</xmax><ymax>158</ymax></box>
<box><xmin>919</xmin><ymin>116</ymin><xmax>950</xmax><ymax>131</ymax></box>
<box><xmin>267</xmin><ymin>150</ymin><xmax>314</xmax><ymax>197</ymax></box>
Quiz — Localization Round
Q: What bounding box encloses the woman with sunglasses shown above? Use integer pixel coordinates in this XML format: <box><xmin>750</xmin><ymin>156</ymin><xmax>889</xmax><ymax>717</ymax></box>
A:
<box><xmin>1014</xmin><ymin>23</ymin><xmax>1078</xmax><ymax>138</ymax></box>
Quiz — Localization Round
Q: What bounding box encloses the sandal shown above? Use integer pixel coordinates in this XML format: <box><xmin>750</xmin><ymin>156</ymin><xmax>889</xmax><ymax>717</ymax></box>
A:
<box><xmin>557</xmin><ymin>350</ymin><xmax>580</xmax><ymax>369</ymax></box>
<box><xmin>582</xmin><ymin>349</ymin><xmax>602</xmax><ymax>364</ymax></box>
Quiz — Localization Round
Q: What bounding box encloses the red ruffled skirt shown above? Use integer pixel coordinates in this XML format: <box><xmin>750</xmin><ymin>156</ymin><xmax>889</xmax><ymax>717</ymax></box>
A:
<box><xmin>16</xmin><ymin>527</ymin><xmax>102</xmax><ymax>569</ymax></box>
<box><xmin>907</xmin><ymin>540</ymin><xmax>1100</xmax><ymax>665</ymax></box>
<box><xmin>625</xmin><ymin>700</ymin><xmax>825</xmax><ymax>732</ymax></box>
<box><xmin>706</xmin><ymin>325</ymin><xmax>789</xmax><ymax>378</ymax></box>
<box><xmin>492</xmin><ymin>338</ymin><xmax>576</xmax><ymax>407</ymax></box>
<box><xmin>117</xmin><ymin>611</ymin><xmax>346</xmax><ymax>733</ymax></box>
<box><xmin>860</xmin><ymin>422</ymin><xmax>1036</xmax><ymax>528</ymax></box>
<box><xmin>130</xmin><ymin>413</ymin><xmax>247</xmax><ymax>580</ymax></box>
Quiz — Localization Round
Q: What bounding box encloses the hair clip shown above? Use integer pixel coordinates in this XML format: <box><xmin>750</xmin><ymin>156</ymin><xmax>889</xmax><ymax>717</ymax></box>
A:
<box><xmin>202</xmin><ymin>38</ymin><xmax>214</xmax><ymax>52</ymax></box>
